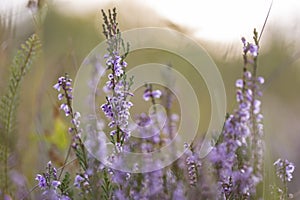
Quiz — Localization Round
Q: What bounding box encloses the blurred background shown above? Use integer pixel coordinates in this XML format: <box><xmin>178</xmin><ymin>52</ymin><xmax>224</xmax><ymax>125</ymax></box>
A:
<box><xmin>0</xmin><ymin>0</ymin><xmax>300</xmax><ymax>197</ymax></box>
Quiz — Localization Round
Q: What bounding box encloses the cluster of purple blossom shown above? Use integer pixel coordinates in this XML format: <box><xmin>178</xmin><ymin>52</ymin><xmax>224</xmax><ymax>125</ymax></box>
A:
<box><xmin>35</xmin><ymin>161</ymin><xmax>70</xmax><ymax>200</ymax></box>
<box><xmin>53</xmin><ymin>76</ymin><xmax>73</xmax><ymax>116</ymax></box>
<box><xmin>271</xmin><ymin>159</ymin><xmax>295</xmax><ymax>199</ymax></box>
<box><xmin>242</xmin><ymin>37</ymin><xmax>259</xmax><ymax>57</ymax></box>
<box><xmin>100</xmin><ymin>9</ymin><xmax>133</xmax><ymax>149</ymax></box>
<box><xmin>52</xmin><ymin>75</ymin><xmax>84</xmax><ymax>149</ymax></box>
<box><xmin>101</xmin><ymin>51</ymin><xmax>133</xmax><ymax>149</ymax></box>
<box><xmin>208</xmin><ymin>35</ymin><xmax>265</xmax><ymax>199</ymax></box>
<box><xmin>74</xmin><ymin>174</ymin><xmax>89</xmax><ymax>190</ymax></box>
<box><xmin>184</xmin><ymin>143</ymin><xmax>200</xmax><ymax>186</ymax></box>
<box><xmin>274</xmin><ymin>159</ymin><xmax>295</xmax><ymax>183</ymax></box>
<box><xmin>143</xmin><ymin>84</ymin><xmax>162</xmax><ymax>101</ymax></box>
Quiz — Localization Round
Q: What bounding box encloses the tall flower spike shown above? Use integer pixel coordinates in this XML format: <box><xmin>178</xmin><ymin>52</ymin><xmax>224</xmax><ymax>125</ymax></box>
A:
<box><xmin>101</xmin><ymin>9</ymin><xmax>133</xmax><ymax>149</ymax></box>
<box><xmin>53</xmin><ymin>74</ymin><xmax>88</xmax><ymax>173</ymax></box>
<box><xmin>209</xmin><ymin>31</ymin><xmax>264</xmax><ymax>198</ymax></box>
<box><xmin>184</xmin><ymin>143</ymin><xmax>200</xmax><ymax>186</ymax></box>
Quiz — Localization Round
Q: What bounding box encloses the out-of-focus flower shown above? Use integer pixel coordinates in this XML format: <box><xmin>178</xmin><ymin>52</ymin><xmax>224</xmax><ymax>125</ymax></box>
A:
<box><xmin>143</xmin><ymin>89</ymin><xmax>162</xmax><ymax>101</ymax></box>
<box><xmin>274</xmin><ymin>158</ymin><xmax>295</xmax><ymax>182</ymax></box>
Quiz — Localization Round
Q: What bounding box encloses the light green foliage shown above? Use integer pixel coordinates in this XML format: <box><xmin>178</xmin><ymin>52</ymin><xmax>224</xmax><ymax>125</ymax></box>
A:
<box><xmin>0</xmin><ymin>33</ymin><xmax>41</xmax><ymax>195</ymax></box>
<box><xmin>46</xmin><ymin>117</ymin><xmax>69</xmax><ymax>150</ymax></box>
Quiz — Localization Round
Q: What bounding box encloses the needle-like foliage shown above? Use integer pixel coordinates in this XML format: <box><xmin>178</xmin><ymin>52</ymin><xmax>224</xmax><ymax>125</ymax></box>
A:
<box><xmin>0</xmin><ymin>33</ymin><xmax>41</xmax><ymax>196</ymax></box>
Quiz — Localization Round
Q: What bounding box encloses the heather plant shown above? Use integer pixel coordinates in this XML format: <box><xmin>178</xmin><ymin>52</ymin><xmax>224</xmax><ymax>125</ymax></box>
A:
<box><xmin>24</xmin><ymin>7</ymin><xmax>297</xmax><ymax>200</ymax></box>
<box><xmin>208</xmin><ymin>30</ymin><xmax>265</xmax><ymax>199</ymax></box>
<box><xmin>100</xmin><ymin>8</ymin><xmax>132</xmax><ymax>151</ymax></box>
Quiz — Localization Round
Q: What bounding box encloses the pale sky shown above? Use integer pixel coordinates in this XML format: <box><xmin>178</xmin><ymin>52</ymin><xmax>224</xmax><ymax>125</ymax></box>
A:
<box><xmin>54</xmin><ymin>0</ymin><xmax>300</xmax><ymax>43</ymax></box>
<box><xmin>1</xmin><ymin>0</ymin><xmax>300</xmax><ymax>44</ymax></box>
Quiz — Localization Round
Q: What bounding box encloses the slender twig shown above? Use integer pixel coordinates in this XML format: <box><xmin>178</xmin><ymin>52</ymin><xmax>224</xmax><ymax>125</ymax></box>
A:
<box><xmin>258</xmin><ymin>0</ymin><xmax>273</xmax><ymax>43</ymax></box>
<box><xmin>58</xmin><ymin>142</ymin><xmax>72</xmax><ymax>179</ymax></box>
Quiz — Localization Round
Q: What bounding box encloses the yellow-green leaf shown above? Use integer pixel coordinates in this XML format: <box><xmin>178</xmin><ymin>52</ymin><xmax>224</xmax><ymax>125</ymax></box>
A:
<box><xmin>46</xmin><ymin>118</ymin><xmax>69</xmax><ymax>150</ymax></box>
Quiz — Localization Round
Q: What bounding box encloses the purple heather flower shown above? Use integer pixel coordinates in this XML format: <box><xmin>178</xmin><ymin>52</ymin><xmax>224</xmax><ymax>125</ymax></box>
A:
<box><xmin>74</xmin><ymin>175</ymin><xmax>85</xmax><ymax>188</ymax></box>
<box><xmin>241</xmin><ymin>37</ymin><xmax>246</xmax><ymax>46</ymax></box>
<box><xmin>274</xmin><ymin>158</ymin><xmax>295</xmax><ymax>182</ymax></box>
<box><xmin>54</xmin><ymin>76</ymin><xmax>76</xmax><ymax>121</ymax></box>
<box><xmin>47</xmin><ymin>161</ymin><xmax>52</xmax><ymax>168</ymax></box>
<box><xmin>184</xmin><ymin>145</ymin><xmax>200</xmax><ymax>186</ymax></box>
<box><xmin>110</xmin><ymin>130</ymin><xmax>117</xmax><ymax>136</ymax></box>
<box><xmin>209</xmin><ymin>48</ymin><xmax>265</xmax><ymax>197</ymax></box>
<box><xmin>35</xmin><ymin>160</ymin><xmax>62</xmax><ymax>195</ymax></box>
<box><xmin>102</xmin><ymin>98</ymin><xmax>132</xmax><ymax>129</ymax></box>
<box><xmin>53</xmin><ymin>76</ymin><xmax>72</xmax><ymax>93</ymax></box>
<box><xmin>244</xmin><ymin>71</ymin><xmax>252</xmax><ymax>79</ymax></box>
<box><xmin>253</xmin><ymin>100</ymin><xmax>261</xmax><ymax>114</ymax></box>
<box><xmin>236</xmin><ymin>89</ymin><xmax>243</xmax><ymax>102</ymax></box>
<box><xmin>35</xmin><ymin>174</ymin><xmax>47</xmax><ymax>189</ymax></box>
<box><xmin>101</xmin><ymin>86</ymin><xmax>133</xmax><ymax>145</ymax></box>
<box><xmin>53</xmin><ymin>83</ymin><xmax>60</xmax><ymax>91</ymax></box>
<box><xmin>71</xmin><ymin>112</ymin><xmax>81</xmax><ymax>128</ymax></box>
<box><xmin>135</xmin><ymin>113</ymin><xmax>151</xmax><ymax>127</ymax></box>
<box><xmin>60</xmin><ymin>103</ymin><xmax>70</xmax><ymax>116</ymax></box>
<box><xmin>51</xmin><ymin>180</ymin><xmax>61</xmax><ymax>189</ymax></box>
<box><xmin>241</xmin><ymin>37</ymin><xmax>259</xmax><ymax>57</ymax></box>
<box><xmin>249</xmin><ymin>44</ymin><xmax>258</xmax><ymax>57</ymax></box>
<box><xmin>151</xmin><ymin>90</ymin><xmax>162</xmax><ymax>98</ymax></box>
<box><xmin>257</xmin><ymin>76</ymin><xmax>264</xmax><ymax>84</ymax></box>
<box><xmin>143</xmin><ymin>89</ymin><xmax>162</xmax><ymax>101</ymax></box>
<box><xmin>236</xmin><ymin>79</ymin><xmax>243</xmax><ymax>88</ymax></box>
<box><xmin>53</xmin><ymin>75</ymin><xmax>73</xmax><ymax>103</ymax></box>
<box><xmin>104</xmin><ymin>53</ymin><xmax>128</xmax><ymax>90</ymax></box>
<box><xmin>57</xmin><ymin>93</ymin><xmax>64</xmax><ymax>100</ymax></box>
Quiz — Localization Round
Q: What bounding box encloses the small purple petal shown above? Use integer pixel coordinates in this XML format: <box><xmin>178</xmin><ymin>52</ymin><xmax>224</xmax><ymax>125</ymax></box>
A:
<box><xmin>257</xmin><ymin>76</ymin><xmax>264</xmax><ymax>84</ymax></box>
<box><xmin>53</xmin><ymin>83</ymin><xmax>60</xmax><ymax>91</ymax></box>
<box><xmin>152</xmin><ymin>90</ymin><xmax>162</xmax><ymax>98</ymax></box>
<box><xmin>51</xmin><ymin>180</ymin><xmax>61</xmax><ymax>188</ymax></box>
<box><xmin>235</xmin><ymin>79</ymin><xmax>243</xmax><ymax>88</ymax></box>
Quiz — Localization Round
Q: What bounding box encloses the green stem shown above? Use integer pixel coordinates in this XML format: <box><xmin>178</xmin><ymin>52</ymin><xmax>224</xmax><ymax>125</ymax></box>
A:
<box><xmin>58</xmin><ymin>143</ymin><xmax>72</xmax><ymax>179</ymax></box>
<box><xmin>283</xmin><ymin>161</ymin><xmax>288</xmax><ymax>199</ymax></box>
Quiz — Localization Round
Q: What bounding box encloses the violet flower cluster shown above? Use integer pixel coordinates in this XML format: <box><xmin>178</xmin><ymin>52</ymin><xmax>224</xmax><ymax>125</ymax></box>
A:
<box><xmin>271</xmin><ymin>158</ymin><xmax>295</xmax><ymax>199</ymax></box>
<box><xmin>53</xmin><ymin>75</ymin><xmax>81</xmax><ymax>130</ymax></box>
<box><xmin>101</xmin><ymin>53</ymin><xmax>133</xmax><ymax>146</ymax></box>
<box><xmin>53</xmin><ymin>76</ymin><xmax>73</xmax><ymax>117</ymax></box>
<box><xmin>52</xmin><ymin>74</ymin><xmax>92</xmax><ymax>198</ymax></box>
<box><xmin>53</xmin><ymin>75</ymin><xmax>87</xmax><ymax>169</ymax></box>
<box><xmin>143</xmin><ymin>84</ymin><xmax>162</xmax><ymax>102</ymax></box>
<box><xmin>184</xmin><ymin>143</ymin><xmax>200</xmax><ymax>186</ymax></box>
<box><xmin>208</xmin><ymin>33</ymin><xmax>265</xmax><ymax>199</ymax></box>
<box><xmin>274</xmin><ymin>159</ymin><xmax>295</xmax><ymax>183</ymax></box>
<box><xmin>100</xmin><ymin>9</ymin><xmax>133</xmax><ymax>150</ymax></box>
<box><xmin>35</xmin><ymin>161</ymin><xmax>70</xmax><ymax>200</ymax></box>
